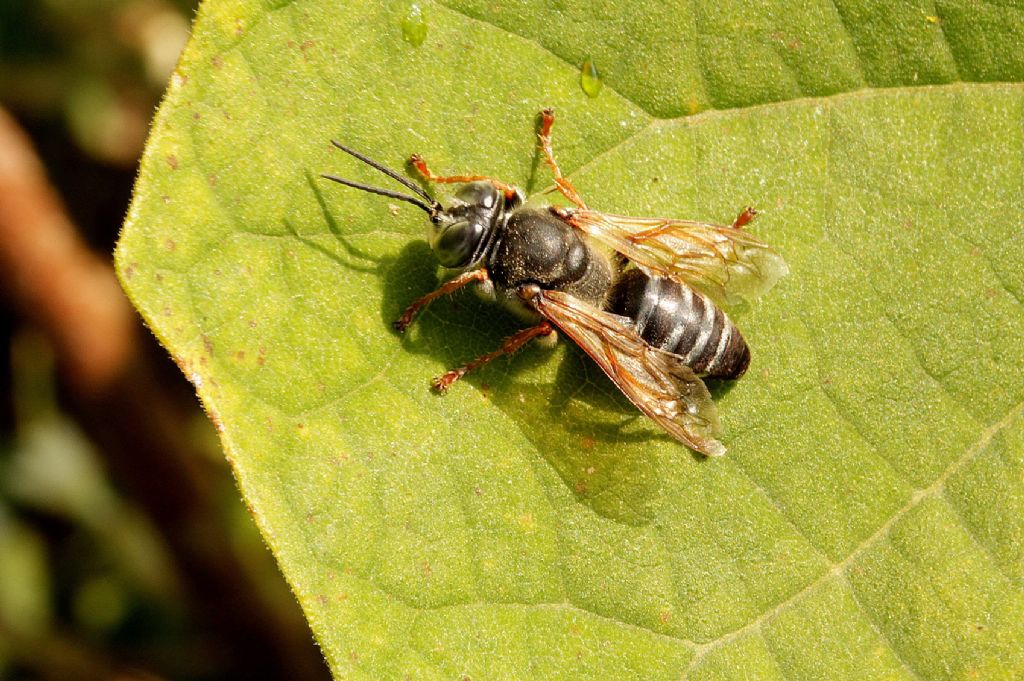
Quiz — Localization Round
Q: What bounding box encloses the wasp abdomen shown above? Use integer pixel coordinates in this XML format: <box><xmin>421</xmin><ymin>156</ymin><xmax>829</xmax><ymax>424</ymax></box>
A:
<box><xmin>607</xmin><ymin>270</ymin><xmax>750</xmax><ymax>378</ymax></box>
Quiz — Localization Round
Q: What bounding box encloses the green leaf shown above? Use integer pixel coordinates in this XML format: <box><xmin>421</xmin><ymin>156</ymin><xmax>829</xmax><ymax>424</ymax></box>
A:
<box><xmin>116</xmin><ymin>0</ymin><xmax>1024</xmax><ymax>678</ymax></box>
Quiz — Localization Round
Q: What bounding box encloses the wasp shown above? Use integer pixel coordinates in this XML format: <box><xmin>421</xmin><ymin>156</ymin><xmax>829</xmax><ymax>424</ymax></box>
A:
<box><xmin>323</xmin><ymin>109</ymin><xmax>787</xmax><ymax>456</ymax></box>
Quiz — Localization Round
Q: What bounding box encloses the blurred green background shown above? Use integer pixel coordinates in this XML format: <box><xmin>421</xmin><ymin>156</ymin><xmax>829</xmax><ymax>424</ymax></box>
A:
<box><xmin>0</xmin><ymin>1</ymin><xmax>329</xmax><ymax>679</ymax></box>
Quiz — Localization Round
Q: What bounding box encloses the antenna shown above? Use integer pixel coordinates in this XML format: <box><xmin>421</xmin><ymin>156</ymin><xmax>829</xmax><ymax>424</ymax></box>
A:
<box><xmin>320</xmin><ymin>173</ymin><xmax>436</xmax><ymax>214</ymax></box>
<box><xmin>325</xmin><ymin>140</ymin><xmax>440</xmax><ymax>214</ymax></box>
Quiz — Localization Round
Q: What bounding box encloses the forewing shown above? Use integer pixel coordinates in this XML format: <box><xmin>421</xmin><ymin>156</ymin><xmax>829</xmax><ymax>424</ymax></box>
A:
<box><xmin>533</xmin><ymin>290</ymin><xmax>726</xmax><ymax>457</ymax></box>
<box><xmin>567</xmin><ymin>210</ymin><xmax>788</xmax><ymax>306</ymax></box>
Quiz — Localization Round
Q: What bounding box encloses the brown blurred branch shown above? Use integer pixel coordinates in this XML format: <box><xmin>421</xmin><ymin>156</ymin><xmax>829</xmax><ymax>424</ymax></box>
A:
<box><xmin>0</xmin><ymin>107</ymin><xmax>327</xmax><ymax>680</ymax></box>
<box><xmin>0</xmin><ymin>109</ymin><xmax>135</xmax><ymax>394</ymax></box>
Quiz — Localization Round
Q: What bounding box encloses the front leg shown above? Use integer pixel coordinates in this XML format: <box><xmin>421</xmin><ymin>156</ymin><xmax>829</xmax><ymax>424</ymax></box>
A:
<box><xmin>409</xmin><ymin>154</ymin><xmax>519</xmax><ymax>202</ymax></box>
<box><xmin>393</xmin><ymin>268</ymin><xmax>490</xmax><ymax>332</ymax></box>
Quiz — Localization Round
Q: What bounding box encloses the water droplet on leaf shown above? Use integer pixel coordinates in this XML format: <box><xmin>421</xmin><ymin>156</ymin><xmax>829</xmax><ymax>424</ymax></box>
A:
<box><xmin>401</xmin><ymin>4</ymin><xmax>427</xmax><ymax>47</ymax></box>
<box><xmin>580</xmin><ymin>57</ymin><xmax>602</xmax><ymax>98</ymax></box>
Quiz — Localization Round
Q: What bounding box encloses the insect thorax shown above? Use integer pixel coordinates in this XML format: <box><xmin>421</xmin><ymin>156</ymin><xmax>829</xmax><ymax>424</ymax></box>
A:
<box><xmin>488</xmin><ymin>207</ymin><xmax>612</xmax><ymax>307</ymax></box>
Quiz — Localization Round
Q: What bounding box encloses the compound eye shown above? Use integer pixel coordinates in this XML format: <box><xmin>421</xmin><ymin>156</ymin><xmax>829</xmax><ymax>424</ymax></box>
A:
<box><xmin>454</xmin><ymin>182</ymin><xmax>501</xmax><ymax>210</ymax></box>
<box><xmin>432</xmin><ymin>220</ymin><xmax>486</xmax><ymax>268</ymax></box>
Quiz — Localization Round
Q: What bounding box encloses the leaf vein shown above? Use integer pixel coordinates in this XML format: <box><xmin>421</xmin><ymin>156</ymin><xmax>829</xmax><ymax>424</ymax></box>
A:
<box><xmin>683</xmin><ymin>398</ymin><xmax>1024</xmax><ymax>676</ymax></box>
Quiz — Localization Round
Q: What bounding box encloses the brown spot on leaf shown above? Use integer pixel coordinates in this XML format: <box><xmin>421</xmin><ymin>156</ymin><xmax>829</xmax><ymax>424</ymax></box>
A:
<box><xmin>211</xmin><ymin>55</ymin><xmax>223</xmax><ymax>69</ymax></box>
<box><xmin>166</xmin><ymin>154</ymin><xmax>179</xmax><ymax>169</ymax></box>
<box><xmin>164</xmin><ymin>238</ymin><xmax>176</xmax><ymax>251</ymax></box>
<box><xmin>171</xmin><ymin>352</ymin><xmax>187</xmax><ymax>374</ymax></box>
<box><xmin>209</xmin><ymin>410</ymin><xmax>224</xmax><ymax>433</ymax></box>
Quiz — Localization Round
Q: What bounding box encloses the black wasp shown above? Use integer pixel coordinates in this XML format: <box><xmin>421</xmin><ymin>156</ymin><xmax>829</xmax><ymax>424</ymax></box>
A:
<box><xmin>323</xmin><ymin>109</ymin><xmax>787</xmax><ymax>456</ymax></box>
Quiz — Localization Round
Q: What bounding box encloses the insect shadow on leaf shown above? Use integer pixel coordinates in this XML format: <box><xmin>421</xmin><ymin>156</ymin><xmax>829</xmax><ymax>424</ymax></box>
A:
<box><xmin>302</xmin><ymin>170</ymin><xmax>384</xmax><ymax>274</ymax></box>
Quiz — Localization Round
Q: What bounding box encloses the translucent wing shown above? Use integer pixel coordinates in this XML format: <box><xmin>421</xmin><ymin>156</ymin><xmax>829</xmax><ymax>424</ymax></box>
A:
<box><xmin>532</xmin><ymin>289</ymin><xmax>726</xmax><ymax>456</ymax></box>
<box><xmin>564</xmin><ymin>209</ymin><xmax>789</xmax><ymax>307</ymax></box>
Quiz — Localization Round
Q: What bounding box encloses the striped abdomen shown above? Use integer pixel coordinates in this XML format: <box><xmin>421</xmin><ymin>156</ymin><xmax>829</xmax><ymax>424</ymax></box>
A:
<box><xmin>606</xmin><ymin>270</ymin><xmax>750</xmax><ymax>378</ymax></box>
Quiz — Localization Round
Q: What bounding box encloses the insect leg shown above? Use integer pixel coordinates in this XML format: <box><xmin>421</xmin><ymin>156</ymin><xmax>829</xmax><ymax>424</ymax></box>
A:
<box><xmin>538</xmin><ymin>108</ymin><xmax>587</xmax><ymax>209</ymax></box>
<box><xmin>731</xmin><ymin>206</ymin><xmax>758</xmax><ymax>229</ymax></box>
<box><xmin>409</xmin><ymin>154</ymin><xmax>519</xmax><ymax>201</ymax></box>
<box><xmin>393</xmin><ymin>269</ymin><xmax>490</xmax><ymax>333</ymax></box>
<box><xmin>432</xmin><ymin>322</ymin><xmax>555</xmax><ymax>393</ymax></box>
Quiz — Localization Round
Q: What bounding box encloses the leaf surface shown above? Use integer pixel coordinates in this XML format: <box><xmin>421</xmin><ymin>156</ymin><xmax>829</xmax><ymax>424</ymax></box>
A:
<box><xmin>117</xmin><ymin>1</ymin><xmax>1024</xmax><ymax>678</ymax></box>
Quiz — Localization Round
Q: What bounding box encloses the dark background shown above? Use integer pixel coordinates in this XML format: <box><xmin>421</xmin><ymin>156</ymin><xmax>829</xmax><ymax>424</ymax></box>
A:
<box><xmin>0</xmin><ymin>1</ymin><xmax>329</xmax><ymax>679</ymax></box>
